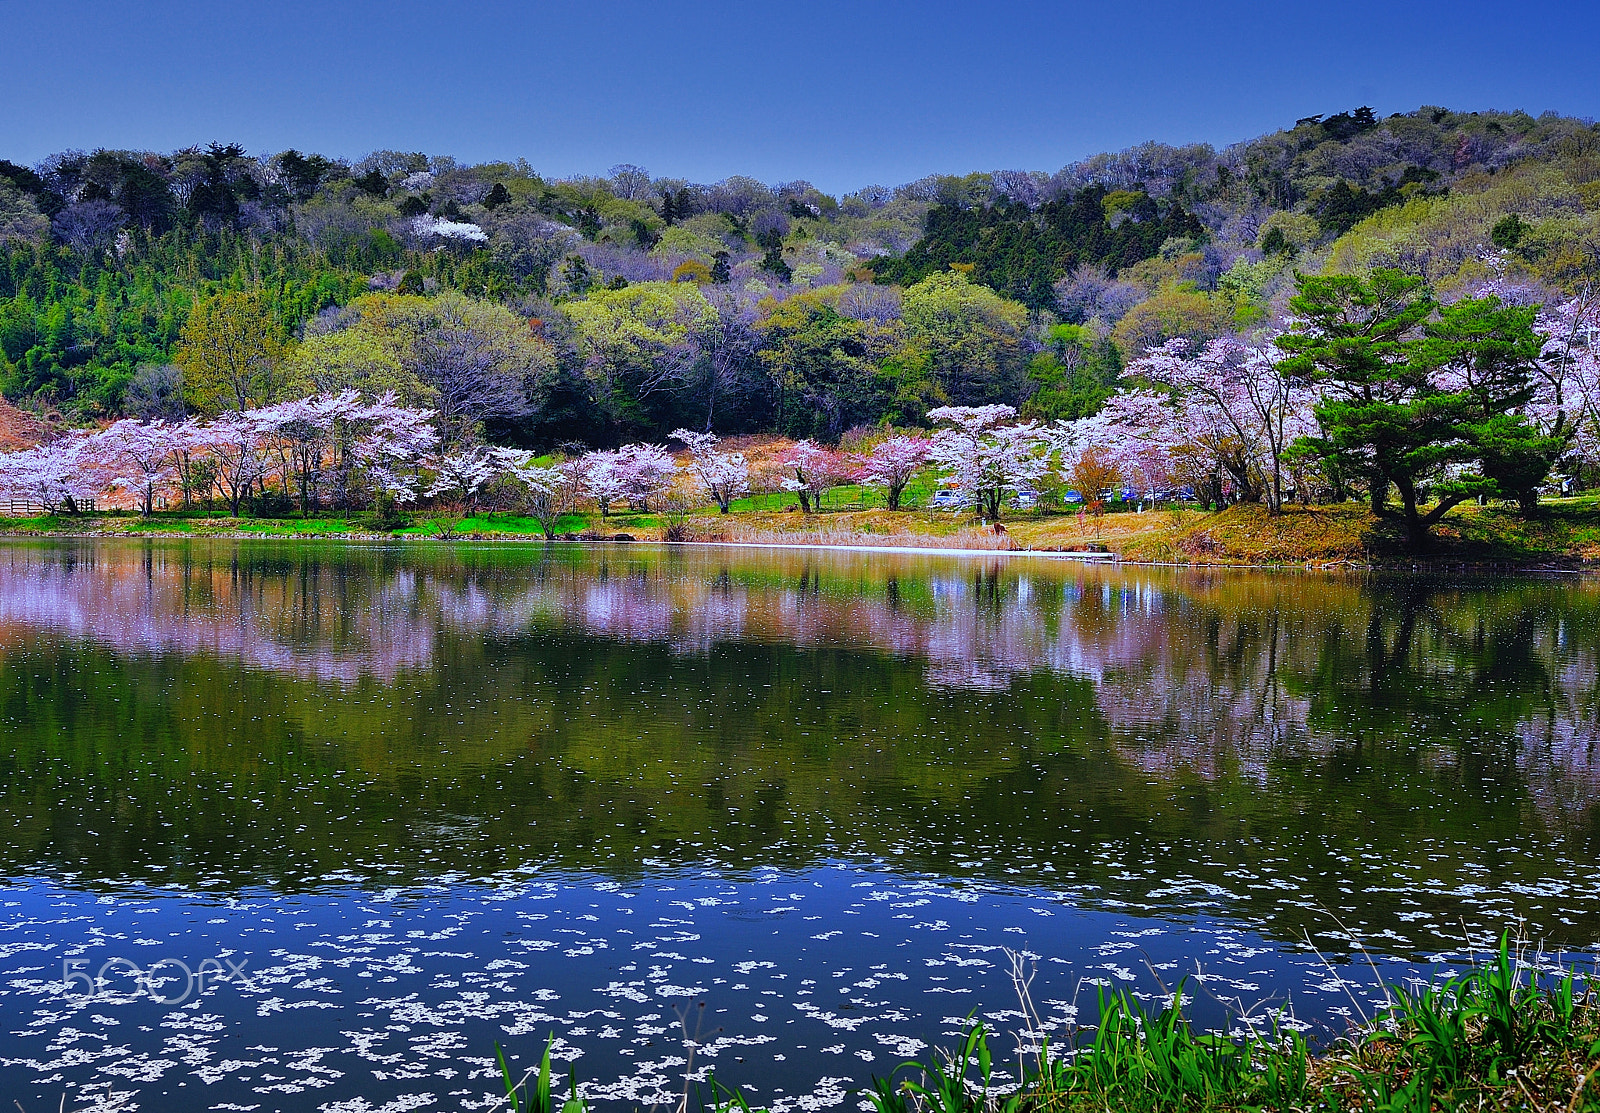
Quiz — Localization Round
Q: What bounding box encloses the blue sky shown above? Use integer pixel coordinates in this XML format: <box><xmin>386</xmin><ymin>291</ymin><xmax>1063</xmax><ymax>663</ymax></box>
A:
<box><xmin>5</xmin><ymin>0</ymin><xmax>1599</xmax><ymax>193</ymax></box>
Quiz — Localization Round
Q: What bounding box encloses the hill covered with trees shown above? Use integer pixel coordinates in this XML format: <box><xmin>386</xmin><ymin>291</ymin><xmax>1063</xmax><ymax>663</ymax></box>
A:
<box><xmin>1</xmin><ymin>105</ymin><xmax>1598</xmax><ymax>451</ymax></box>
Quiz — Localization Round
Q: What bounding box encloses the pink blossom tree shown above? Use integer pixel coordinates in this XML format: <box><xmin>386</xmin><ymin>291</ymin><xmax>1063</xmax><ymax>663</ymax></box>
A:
<box><xmin>0</xmin><ymin>433</ymin><xmax>102</xmax><ymax>514</ymax></box>
<box><xmin>858</xmin><ymin>435</ymin><xmax>930</xmax><ymax>511</ymax></box>
<box><xmin>203</xmin><ymin>412</ymin><xmax>273</xmax><ymax>517</ymax></box>
<box><xmin>617</xmin><ymin>444</ymin><xmax>676</xmax><ymax>511</ymax></box>
<box><xmin>780</xmin><ymin>440</ymin><xmax>850</xmax><ymax>513</ymax></box>
<box><xmin>1126</xmin><ymin>337</ymin><xmax>1315</xmax><ymax>511</ymax></box>
<box><xmin>1527</xmin><ymin>287</ymin><xmax>1600</xmax><ymax>482</ymax></box>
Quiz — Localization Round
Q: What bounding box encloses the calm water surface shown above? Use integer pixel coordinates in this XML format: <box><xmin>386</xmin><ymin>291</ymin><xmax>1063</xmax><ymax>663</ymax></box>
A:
<box><xmin>0</xmin><ymin>539</ymin><xmax>1597</xmax><ymax>1112</ymax></box>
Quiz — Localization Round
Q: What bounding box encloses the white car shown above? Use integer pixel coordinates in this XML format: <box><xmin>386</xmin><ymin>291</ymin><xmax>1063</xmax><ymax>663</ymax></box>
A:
<box><xmin>928</xmin><ymin>488</ymin><xmax>963</xmax><ymax>510</ymax></box>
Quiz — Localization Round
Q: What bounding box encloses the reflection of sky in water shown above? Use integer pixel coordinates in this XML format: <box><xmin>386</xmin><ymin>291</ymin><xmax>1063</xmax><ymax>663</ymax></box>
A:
<box><xmin>1</xmin><ymin>540</ymin><xmax>1599</xmax><ymax>1110</ymax></box>
<box><xmin>0</xmin><ymin>868</ymin><xmax>1490</xmax><ymax>1113</ymax></box>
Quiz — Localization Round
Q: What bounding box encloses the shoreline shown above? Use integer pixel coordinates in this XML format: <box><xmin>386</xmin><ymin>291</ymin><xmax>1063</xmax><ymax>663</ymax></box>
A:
<box><xmin>1</xmin><ymin>524</ymin><xmax>1593</xmax><ymax>575</ymax></box>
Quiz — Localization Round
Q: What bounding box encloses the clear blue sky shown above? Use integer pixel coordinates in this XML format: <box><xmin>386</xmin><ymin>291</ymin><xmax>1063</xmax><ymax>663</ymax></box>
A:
<box><xmin>5</xmin><ymin>0</ymin><xmax>1598</xmax><ymax>194</ymax></box>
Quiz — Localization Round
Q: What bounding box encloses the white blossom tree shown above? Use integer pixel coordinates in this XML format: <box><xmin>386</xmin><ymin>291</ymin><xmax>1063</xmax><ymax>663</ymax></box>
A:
<box><xmin>426</xmin><ymin>446</ymin><xmax>504</xmax><ymax>506</ymax></box>
<box><xmin>926</xmin><ymin>405</ymin><xmax>1049</xmax><ymax>520</ymax></box>
<box><xmin>671</xmin><ymin>429</ymin><xmax>748</xmax><ymax>513</ymax></box>
<box><xmin>579</xmin><ymin>449</ymin><xmax>631</xmax><ymax>518</ymax></box>
<box><xmin>0</xmin><ymin>433</ymin><xmax>102</xmax><ymax>514</ymax></box>
<box><xmin>97</xmin><ymin>419</ymin><xmax>185</xmax><ymax>515</ymax></box>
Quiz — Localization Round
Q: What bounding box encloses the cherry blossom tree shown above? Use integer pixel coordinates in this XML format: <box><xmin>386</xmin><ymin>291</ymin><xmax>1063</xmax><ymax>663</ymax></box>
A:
<box><xmin>0</xmin><ymin>433</ymin><xmax>102</xmax><ymax>514</ymax></box>
<box><xmin>1528</xmin><ymin>288</ymin><xmax>1600</xmax><ymax>482</ymax></box>
<box><xmin>495</xmin><ymin>450</ymin><xmax>578</xmax><ymax>536</ymax></box>
<box><xmin>204</xmin><ymin>411</ymin><xmax>273</xmax><ymax>517</ymax></box>
<box><xmin>858</xmin><ymin>435</ymin><xmax>930</xmax><ymax>511</ymax></box>
<box><xmin>671</xmin><ymin>429</ymin><xmax>748</xmax><ymax>513</ymax></box>
<box><xmin>249</xmin><ymin>391</ymin><xmax>438</xmax><ymax>510</ymax></box>
<box><xmin>1126</xmin><ymin>337</ymin><xmax>1315</xmax><ymax>511</ymax></box>
<box><xmin>251</xmin><ymin>395</ymin><xmax>328</xmax><ymax>512</ymax></box>
<box><xmin>426</xmin><ymin>446</ymin><xmax>504</xmax><ymax>506</ymax></box>
<box><xmin>617</xmin><ymin>444</ymin><xmax>676</xmax><ymax>511</ymax></box>
<box><xmin>97</xmin><ymin>419</ymin><xmax>185</xmax><ymax>515</ymax></box>
<box><xmin>579</xmin><ymin>449</ymin><xmax>631</xmax><ymax>518</ymax></box>
<box><xmin>926</xmin><ymin>405</ymin><xmax>1049</xmax><ymax>520</ymax></box>
<box><xmin>354</xmin><ymin>393</ymin><xmax>438</xmax><ymax>504</ymax></box>
<box><xmin>1055</xmin><ymin>390</ymin><xmax>1188</xmax><ymax>504</ymax></box>
<box><xmin>781</xmin><ymin>440</ymin><xmax>850</xmax><ymax>513</ymax></box>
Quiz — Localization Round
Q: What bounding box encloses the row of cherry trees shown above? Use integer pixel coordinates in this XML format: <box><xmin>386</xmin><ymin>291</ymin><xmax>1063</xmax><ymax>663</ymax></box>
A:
<box><xmin>3</xmin><ymin>278</ymin><xmax>1595</xmax><ymax>531</ymax></box>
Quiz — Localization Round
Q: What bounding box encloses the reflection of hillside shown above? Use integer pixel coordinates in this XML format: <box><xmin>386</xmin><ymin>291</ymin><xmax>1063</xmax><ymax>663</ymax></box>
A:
<box><xmin>1</xmin><ymin>541</ymin><xmax>1599</xmax><ymax>951</ymax></box>
<box><xmin>3</xmin><ymin>545</ymin><xmax>1599</xmax><ymax>792</ymax></box>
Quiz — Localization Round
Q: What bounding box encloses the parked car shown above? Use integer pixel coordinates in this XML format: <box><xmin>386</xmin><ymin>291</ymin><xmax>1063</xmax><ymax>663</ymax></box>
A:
<box><xmin>928</xmin><ymin>488</ymin><xmax>963</xmax><ymax>510</ymax></box>
<box><xmin>1063</xmin><ymin>490</ymin><xmax>1084</xmax><ymax>504</ymax></box>
<box><xmin>1008</xmin><ymin>488</ymin><xmax>1039</xmax><ymax>509</ymax></box>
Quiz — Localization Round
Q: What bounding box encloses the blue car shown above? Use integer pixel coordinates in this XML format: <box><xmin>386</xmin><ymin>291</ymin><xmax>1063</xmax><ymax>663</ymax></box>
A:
<box><xmin>1063</xmin><ymin>490</ymin><xmax>1084</xmax><ymax>504</ymax></box>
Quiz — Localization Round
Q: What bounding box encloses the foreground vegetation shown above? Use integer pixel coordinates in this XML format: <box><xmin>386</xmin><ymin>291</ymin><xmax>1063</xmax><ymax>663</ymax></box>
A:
<box><xmin>490</xmin><ymin>938</ymin><xmax>1599</xmax><ymax>1113</ymax></box>
<box><xmin>858</xmin><ymin>943</ymin><xmax>1600</xmax><ymax>1112</ymax></box>
<box><xmin>11</xmin><ymin>495</ymin><xmax>1600</xmax><ymax>567</ymax></box>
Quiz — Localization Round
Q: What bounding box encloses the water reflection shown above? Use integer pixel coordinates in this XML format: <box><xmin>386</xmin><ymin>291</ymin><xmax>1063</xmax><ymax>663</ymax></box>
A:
<box><xmin>0</xmin><ymin>540</ymin><xmax>1595</xmax><ymax>951</ymax></box>
<box><xmin>2</xmin><ymin>539</ymin><xmax>1599</xmax><ymax>1111</ymax></box>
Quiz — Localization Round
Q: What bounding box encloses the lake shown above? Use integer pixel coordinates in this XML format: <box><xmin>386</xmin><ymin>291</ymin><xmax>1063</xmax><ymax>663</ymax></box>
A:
<box><xmin>1</xmin><ymin>539</ymin><xmax>1596</xmax><ymax>1112</ymax></box>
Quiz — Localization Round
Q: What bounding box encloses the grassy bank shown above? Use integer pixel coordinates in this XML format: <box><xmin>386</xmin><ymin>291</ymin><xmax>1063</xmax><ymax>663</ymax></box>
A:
<box><xmin>853</xmin><ymin>942</ymin><xmax>1600</xmax><ymax>1112</ymax></box>
<box><xmin>489</xmin><ymin>938</ymin><xmax>1599</xmax><ymax>1113</ymax></box>
<box><xmin>9</xmin><ymin>496</ymin><xmax>1600</xmax><ymax>568</ymax></box>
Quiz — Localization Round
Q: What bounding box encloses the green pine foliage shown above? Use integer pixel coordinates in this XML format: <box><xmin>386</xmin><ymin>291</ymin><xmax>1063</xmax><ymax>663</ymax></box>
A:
<box><xmin>870</xmin><ymin>187</ymin><xmax>1206</xmax><ymax>310</ymax></box>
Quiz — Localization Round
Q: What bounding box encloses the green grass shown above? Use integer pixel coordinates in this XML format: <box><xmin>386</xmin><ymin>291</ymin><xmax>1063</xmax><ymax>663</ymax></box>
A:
<box><xmin>13</xmin><ymin>496</ymin><xmax>1600</xmax><ymax>567</ymax></box>
<box><xmin>477</xmin><ymin>936</ymin><xmax>1600</xmax><ymax>1113</ymax></box>
<box><xmin>849</xmin><ymin>936</ymin><xmax>1599</xmax><ymax>1113</ymax></box>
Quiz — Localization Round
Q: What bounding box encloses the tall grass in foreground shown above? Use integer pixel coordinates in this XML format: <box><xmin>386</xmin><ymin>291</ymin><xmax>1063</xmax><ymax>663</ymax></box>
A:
<box><xmin>855</xmin><ymin>936</ymin><xmax>1598</xmax><ymax>1113</ymax></box>
<box><xmin>487</xmin><ymin>935</ymin><xmax>1598</xmax><ymax>1113</ymax></box>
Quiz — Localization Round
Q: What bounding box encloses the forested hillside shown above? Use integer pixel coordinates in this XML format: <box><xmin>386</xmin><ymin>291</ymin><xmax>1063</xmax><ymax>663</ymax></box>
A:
<box><xmin>2</xmin><ymin>106</ymin><xmax>1598</xmax><ymax>446</ymax></box>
